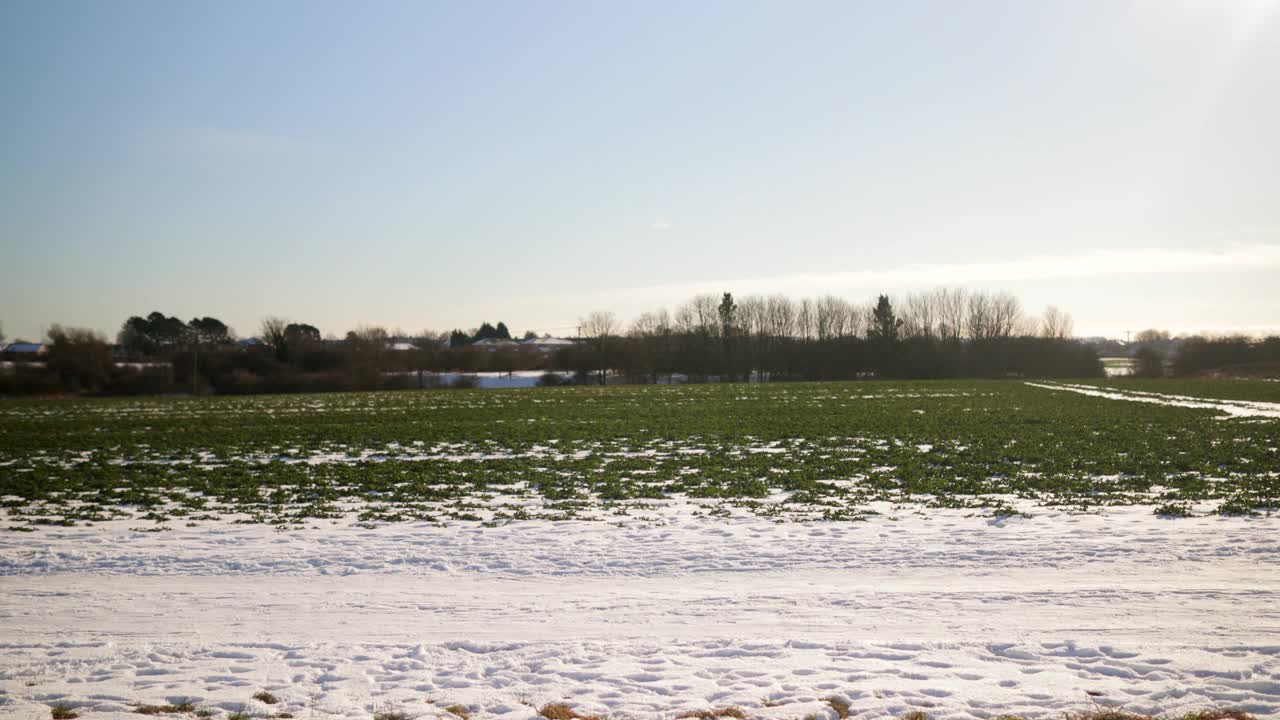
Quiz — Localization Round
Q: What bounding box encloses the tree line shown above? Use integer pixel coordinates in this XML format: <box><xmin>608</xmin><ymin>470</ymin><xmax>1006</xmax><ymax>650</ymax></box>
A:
<box><xmin>558</xmin><ymin>289</ymin><xmax>1099</xmax><ymax>384</ymax></box>
<box><xmin>1128</xmin><ymin>330</ymin><xmax>1280</xmax><ymax>378</ymax></box>
<box><xmin>3</xmin><ymin>287</ymin><xmax>1278</xmax><ymax>396</ymax></box>
<box><xmin>0</xmin><ymin>312</ymin><xmax>557</xmax><ymax>395</ymax></box>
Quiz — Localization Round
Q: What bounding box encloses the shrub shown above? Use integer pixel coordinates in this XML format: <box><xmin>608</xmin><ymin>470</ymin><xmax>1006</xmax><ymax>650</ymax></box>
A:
<box><xmin>45</xmin><ymin>326</ymin><xmax>114</xmax><ymax>392</ymax></box>
<box><xmin>0</xmin><ymin>365</ymin><xmax>63</xmax><ymax>396</ymax></box>
<box><xmin>105</xmin><ymin>366</ymin><xmax>177</xmax><ymax>396</ymax></box>
<box><xmin>1153</xmin><ymin>503</ymin><xmax>1193</xmax><ymax>518</ymax></box>
<box><xmin>1133</xmin><ymin>347</ymin><xmax>1165</xmax><ymax>378</ymax></box>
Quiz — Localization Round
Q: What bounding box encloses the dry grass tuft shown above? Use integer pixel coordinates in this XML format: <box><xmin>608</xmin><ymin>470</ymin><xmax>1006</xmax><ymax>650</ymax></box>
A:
<box><xmin>373</xmin><ymin>711</ymin><xmax>410</xmax><ymax>720</ymax></box>
<box><xmin>899</xmin><ymin>712</ymin><xmax>929</xmax><ymax>720</ymax></box>
<box><xmin>538</xmin><ymin>702</ymin><xmax>604</xmax><ymax>720</ymax></box>
<box><xmin>253</xmin><ymin>691</ymin><xmax>280</xmax><ymax>705</ymax></box>
<box><xmin>445</xmin><ymin>704</ymin><xmax>471</xmax><ymax>720</ymax></box>
<box><xmin>1177</xmin><ymin>712</ymin><xmax>1256</xmax><ymax>720</ymax></box>
<box><xmin>51</xmin><ymin>704</ymin><xmax>79</xmax><ymax>720</ymax></box>
<box><xmin>675</xmin><ymin>708</ymin><xmax>747</xmax><ymax>720</ymax></box>
<box><xmin>826</xmin><ymin>696</ymin><xmax>851</xmax><ymax>720</ymax></box>
<box><xmin>134</xmin><ymin>700</ymin><xmax>196</xmax><ymax>715</ymax></box>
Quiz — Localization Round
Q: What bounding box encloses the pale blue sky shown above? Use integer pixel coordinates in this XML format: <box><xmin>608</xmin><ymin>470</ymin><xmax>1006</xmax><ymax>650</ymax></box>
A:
<box><xmin>2</xmin><ymin>0</ymin><xmax>1278</xmax><ymax>341</ymax></box>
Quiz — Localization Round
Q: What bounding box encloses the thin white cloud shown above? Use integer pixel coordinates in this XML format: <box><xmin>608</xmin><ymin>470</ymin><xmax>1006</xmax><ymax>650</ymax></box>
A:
<box><xmin>650</xmin><ymin>220</ymin><xmax>672</xmax><ymax>232</ymax></box>
<box><xmin>521</xmin><ymin>243</ymin><xmax>1280</xmax><ymax>307</ymax></box>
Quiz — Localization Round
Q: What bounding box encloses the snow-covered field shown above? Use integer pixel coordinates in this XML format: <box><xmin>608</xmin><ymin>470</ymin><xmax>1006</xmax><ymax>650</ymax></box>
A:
<box><xmin>3</xmin><ymin>503</ymin><xmax>1278</xmax><ymax>719</ymax></box>
<box><xmin>1024</xmin><ymin>382</ymin><xmax>1280</xmax><ymax>419</ymax></box>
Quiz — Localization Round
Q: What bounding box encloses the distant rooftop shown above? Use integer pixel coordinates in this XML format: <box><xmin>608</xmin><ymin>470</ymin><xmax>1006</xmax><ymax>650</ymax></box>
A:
<box><xmin>525</xmin><ymin>337</ymin><xmax>576</xmax><ymax>346</ymax></box>
<box><xmin>2</xmin><ymin>342</ymin><xmax>46</xmax><ymax>354</ymax></box>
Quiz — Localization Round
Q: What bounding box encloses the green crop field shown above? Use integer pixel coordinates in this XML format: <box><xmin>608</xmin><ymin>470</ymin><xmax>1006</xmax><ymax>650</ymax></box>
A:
<box><xmin>2</xmin><ymin>379</ymin><xmax>1277</xmax><ymax>530</ymax></box>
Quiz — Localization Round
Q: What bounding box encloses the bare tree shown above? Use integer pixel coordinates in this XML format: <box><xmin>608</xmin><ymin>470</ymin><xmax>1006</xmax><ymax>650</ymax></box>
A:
<box><xmin>259</xmin><ymin>316</ymin><xmax>288</xmax><ymax>353</ymax></box>
<box><xmin>694</xmin><ymin>294</ymin><xmax>721</xmax><ymax>336</ymax></box>
<box><xmin>901</xmin><ymin>292</ymin><xmax>939</xmax><ymax>340</ymax></box>
<box><xmin>763</xmin><ymin>295</ymin><xmax>797</xmax><ymax>338</ymax></box>
<box><xmin>580</xmin><ymin>311</ymin><xmax>618</xmax><ymax>339</ymax></box>
<box><xmin>1040</xmin><ymin>306</ymin><xmax>1074</xmax><ymax>339</ymax></box>
<box><xmin>837</xmin><ymin>298</ymin><xmax>859</xmax><ymax>338</ymax></box>
<box><xmin>654</xmin><ymin>308</ymin><xmax>672</xmax><ymax>336</ymax></box>
<box><xmin>674</xmin><ymin>295</ymin><xmax>720</xmax><ymax>337</ymax></box>
<box><xmin>814</xmin><ymin>296</ymin><xmax>856</xmax><ymax>340</ymax></box>
<box><xmin>417</xmin><ymin>329</ymin><xmax>448</xmax><ymax>347</ymax></box>
<box><xmin>629</xmin><ymin>312</ymin><xmax>662</xmax><ymax>338</ymax></box>
<box><xmin>673</xmin><ymin>302</ymin><xmax>695</xmax><ymax>335</ymax></box>
<box><xmin>990</xmin><ymin>292</ymin><xmax>1024</xmax><ymax>339</ymax></box>
<box><xmin>853</xmin><ymin>302</ymin><xmax>874</xmax><ymax>338</ymax></box>
<box><xmin>796</xmin><ymin>298</ymin><xmax>816</xmax><ymax>341</ymax></box>
<box><xmin>347</xmin><ymin>325</ymin><xmax>390</xmax><ymax>346</ymax></box>
<box><xmin>935</xmin><ymin>288</ymin><xmax>967</xmax><ymax>342</ymax></box>
<box><xmin>627</xmin><ymin>311</ymin><xmax>668</xmax><ymax>383</ymax></box>
<box><xmin>736</xmin><ymin>295</ymin><xmax>767</xmax><ymax>338</ymax></box>
<box><xmin>629</xmin><ymin>309</ymin><xmax>672</xmax><ymax>341</ymax></box>
<box><xmin>579</xmin><ymin>311</ymin><xmax>618</xmax><ymax>385</ymax></box>
<box><xmin>965</xmin><ymin>291</ymin><xmax>1024</xmax><ymax>340</ymax></box>
<box><xmin>814</xmin><ymin>297</ymin><xmax>833</xmax><ymax>341</ymax></box>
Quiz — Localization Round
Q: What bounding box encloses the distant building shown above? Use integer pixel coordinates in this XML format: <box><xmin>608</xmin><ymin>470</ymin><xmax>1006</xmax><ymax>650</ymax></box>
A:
<box><xmin>471</xmin><ymin>338</ymin><xmax>521</xmax><ymax>351</ymax></box>
<box><xmin>521</xmin><ymin>337</ymin><xmax>577</xmax><ymax>354</ymax></box>
<box><xmin>2</xmin><ymin>342</ymin><xmax>47</xmax><ymax>356</ymax></box>
<box><xmin>389</xmin><ymin>342</ymin><xmax>419</xmax><ymax>351</ymax></box>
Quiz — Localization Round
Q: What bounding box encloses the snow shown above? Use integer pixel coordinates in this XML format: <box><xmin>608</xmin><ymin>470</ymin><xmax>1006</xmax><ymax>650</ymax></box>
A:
<box><xmin>1025</xmin><ymin>381</ymin><xmax>1280</xmax><ymax>419</ymax></box>
<box><xmin>2</xmin><ymin>505</ymin><xmax>1278</xmax><ymax>719</ymax></box>
<box><xmin>428</xmin><ymin>371</ymin><xmax>572</xmax><ymax>389</ymax></box>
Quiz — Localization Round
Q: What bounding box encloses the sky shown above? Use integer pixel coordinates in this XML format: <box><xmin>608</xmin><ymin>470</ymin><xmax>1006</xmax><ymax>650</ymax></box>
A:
<box><xmin>2</xmin><ymin>0</ymin><xmax>1279</xmax><ymax>342</ymax></box>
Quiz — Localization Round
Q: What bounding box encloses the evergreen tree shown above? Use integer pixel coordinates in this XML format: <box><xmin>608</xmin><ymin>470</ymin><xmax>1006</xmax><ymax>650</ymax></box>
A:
<box><xmin>188</xmin><ymin>317</ymin><xmax>231</xmax><ymax>345</ymax></box>
<box><xmin>474</xmin><ymin>322</ymin><xmax>498</xmax><ymax>341</ymax></box>
<box><xmin>118</xmin><ymin>311</ymin><xmax>189</xmax><ymax>355</ymax></box>
<box><xmin>867</xmin><ymin>295</ymin><xmax>902</xmax><ymax>343</ymax></box>
<box><xmin>718</xmin><ymin>293</ymin><xmax>737</xmax><ymax>337</ymax></box>
<box><xmin>284</xmin><ymin>323</ymin><xmax>321</xmax><ymax>345</ymax></box>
